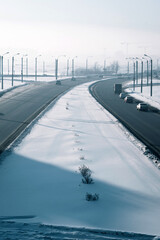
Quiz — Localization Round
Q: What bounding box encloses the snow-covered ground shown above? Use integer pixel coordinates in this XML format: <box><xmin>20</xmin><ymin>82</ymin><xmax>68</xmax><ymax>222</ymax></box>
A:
<box><xmin>0</xmin><ymin>76</ymin><xmax>84</xmax><ymax>95</ymax></box>
<box><xmin>0</xmin><ymin>77</ymin><xmax>58</xmax><ymax>93</ymax></box>
<box><xmin>0</xmin><ymin>81</ymin><xmax>160</xmax><ymax>238</ymax></box>
<box><xmin>124</xmin><ymin>78</ymin><xmax>160</xmax><ymax>110</ymax></box>
<box><xmin>0</xmin><ymin>221</ymin><xmax>157</xmax><ymax>240</ymax></box>
<box><xmin>0</xmin><ymin>79</ymin><xmax>27</xmax><ymax>94</ymax></box>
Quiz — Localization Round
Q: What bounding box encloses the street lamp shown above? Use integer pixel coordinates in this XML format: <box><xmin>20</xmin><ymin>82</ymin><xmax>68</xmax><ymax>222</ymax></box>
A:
<box><xmin>156</xmin><ymin>58</ymin><xmax>160</xmax><ymax>76</ymax></box>
<box><xmin>142</xmin><ymin>56</ymin><xmax>149</xmax><ymax>86</ymax></box>
<box><xmin>8</xmin><ymin>59</ymin><xmax>9</xmax><ymax>75</ymax></box>
<box><xmin>71</xmin><ymin>56</ymin><xmax>77</xmax><ymax>81</ymax></box>
<box><xmin>35</xmin><ymin>55</ymin><xmax>41</xmax><ymax>81</ymax></box>
<box><xmin>86</xmin><ymin>56</ymin><xmax>92</xmax><ymax>75</ymax></box>
<box><xmin>136</xmin><ymin>57</ymin><xmax>143</xmax><ymax>93</ymax></box>
<box><xmin>67</xmin><ymin>58</ymin><xmax>70</xmax><ymax>77</ymax></box>
<box><xmin>43</xmin><ymin>61</ymin><xmax>45</xmax><ymax>76</ymax></box>
<box><xmin>1</xmin><ymin>52</ymin><xmax>9</xmax><ymax>89</ymax></box>
<box><xmin>55</xmin><ymin>55</ymin><xmax>66</xmax><ymax>85</ymax></box>
<box><xmin>144</xmin><ymin>54</ymin><xmax>153</xmax><ymax>96</ymax></box>
<box><xmin>125</xmin><ymin>58</ymin><xmax>130</xmax><ymax>75</ymax></box>
<box><xmin>12</xmin><ymin>53</ymin><xmax>20</xmax><ymax>87</ymax></box>
<box><xmin>26</xmin><ymin>56</ymin><xmax>28</xmax><ymax>76</ymax></box>
<box><xmin>21</xmin><ymin>54</ymin><xmax>28</xmax><ymax>82</ymax></box>
<box><xmin>128</xmin><ymin>57</ymin><xmax>136</xmax><ymax>91</ymax></box>
<box><xmin>135</xmin><ymin>59</ymin><xmax>138</xmax><ymax>85</ymax></box>
<box><xmin>104</xmin><ymin>59</ymin><xmax>106</xmax><ymax>72</ymax></box>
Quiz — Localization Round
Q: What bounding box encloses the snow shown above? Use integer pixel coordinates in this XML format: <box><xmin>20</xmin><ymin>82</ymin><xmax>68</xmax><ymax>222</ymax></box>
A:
<box><xmin>0</xmin><ymin>76</ymin><xmax>85</xmax><ymax>97</ymax></box>
<box><xmin>0</xmin><ymin>79</ymin><xmax>27</xmax><ymax>94</ymax></box>
<box><xmin>124</xmin><ymin>78</ymin><xmax>160</xmax><ymax>110</ymax></box>
<box><xmin>0</xmin><ymin>81</ymin><xmax>160</xmax><ymax>238</ymax></box>
<box><xmin>0</xmin><ymin>77</ymin><xmax>58</xmax><ymax>93</ymax></box>
<box><xmin>0</xmin><ymin>221</ymin><xmax>157</xmax><ymax>240</ymax></box>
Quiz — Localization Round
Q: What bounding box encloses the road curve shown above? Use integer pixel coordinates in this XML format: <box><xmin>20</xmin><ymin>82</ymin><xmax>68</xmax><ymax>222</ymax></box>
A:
<box><xmin>0</xmin><ymin>77</ymin><xmax>96</xmax><ymax>153</ymax></box>
<box><xmin>90</xmin><ymin>78</ymin><xmax>160</xmax><ymax>158</ymax></box>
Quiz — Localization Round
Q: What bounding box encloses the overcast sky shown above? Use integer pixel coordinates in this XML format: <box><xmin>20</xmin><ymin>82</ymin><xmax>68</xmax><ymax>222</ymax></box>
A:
<box><xmin>0</xmin><ymin>0</ymin><xmax>160</xmax><ymax>60</ymax></box>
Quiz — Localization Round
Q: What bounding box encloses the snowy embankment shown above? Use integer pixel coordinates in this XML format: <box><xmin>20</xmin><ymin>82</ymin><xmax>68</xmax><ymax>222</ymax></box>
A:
<box><xmin>0</xmin><ymin>79</ymin><xmax>27</xmax><ymax>95</ymax></box>
<box><xmin>0</xmin><ymin>221</ymin><xmax>157</xmax><ymax>240</ymax></box>
<box><xmin>124</xmin><ymin>78</ymin><xmax>160</xmax><ymax>110</ymax></box>
<box><xmin>0</xmin><ymin>81</ymin><xmax>160</xmax><ymax>238</ymax></box>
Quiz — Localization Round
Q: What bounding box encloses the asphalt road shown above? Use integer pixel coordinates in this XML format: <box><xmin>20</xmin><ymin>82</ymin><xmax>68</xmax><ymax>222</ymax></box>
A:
<box><xmin>0</xmin><ymin>77</ymin><xmax>96</xmax><ymax>153</ymax></box>
<box><xmin>90</xmin><ymin>78</ymin><xmax>160</xmax><ymax>158</ymax></box>
<box><xmin>1</xmin><ymin>76</ymin><xmax>160</xmax><ymax>159</ymax></box>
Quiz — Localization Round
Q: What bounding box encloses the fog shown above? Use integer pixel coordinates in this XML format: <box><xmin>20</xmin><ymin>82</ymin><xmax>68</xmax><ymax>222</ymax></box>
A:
<box><xmin>0</xmin><ymin>0</ymin><xmax>160</xmax><ymax>67</ymax></box>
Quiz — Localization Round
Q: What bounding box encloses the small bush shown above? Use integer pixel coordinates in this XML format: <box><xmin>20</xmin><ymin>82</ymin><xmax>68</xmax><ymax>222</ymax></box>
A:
<box><xmin>86</xmin><ymin>193</ymin><xmax>99</xmax><ymax>201</ymax></box>
<box><xmin>79</xmin><ymin>165</ymin><xmax>93</xmax><ymax>184</ymax></box>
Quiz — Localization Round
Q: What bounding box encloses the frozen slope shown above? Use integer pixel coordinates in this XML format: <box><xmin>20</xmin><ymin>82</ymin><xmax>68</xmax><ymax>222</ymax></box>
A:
<box><xmin>0</xmin><ymin>221</ymin><xmax>158</xmax><ymax>240</ymax></box>
<box><xmin>0</xmin><ymin>82</ymin><xmax>160</xmax><ymax>236</ymax></box>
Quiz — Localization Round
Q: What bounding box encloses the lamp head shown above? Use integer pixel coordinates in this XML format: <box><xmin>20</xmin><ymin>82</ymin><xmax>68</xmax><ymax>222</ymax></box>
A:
<box><xmin>3</xmin><ymin>52</ymin><xmax>9</xmax><ymax>56</ymax></box>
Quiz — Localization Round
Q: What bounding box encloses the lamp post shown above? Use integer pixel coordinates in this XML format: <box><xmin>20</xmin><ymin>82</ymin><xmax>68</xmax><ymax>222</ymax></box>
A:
<box><xmin>26</xmin><ymin>56</ymin><xmax>28</xmax><ymax>76</ymax></box>
<box><xmin>136</xmin><ymin>60</ymin><xmax>138</xmax><ymax>85</ymax></box>
<box><xmin>157</xmin><ymin>59</ymin><xmax>160</xmax><ymax>77</ymax></box>
<box><xmin>12</xmin><ymin>53</ymin><xmax>20</xmax><ymax>87</ymax></box>
<box><xmin>55</xmin><ymin>58</ymin><xmax>58</xmax><ymax>81</ymax></box>
<box><xmin>86</xmin><ymin>58</ymin><xmax>88</xmax><ymax>74</ymax></box>
<box><xmin>135</xmin><ymin>58</ymin><xmax>139</xmax><ymax>86</ymax></box>
<box><xmin>21</xmin><ymin>54</ymin><xmax>27</xmax><ymax>82</ymax></box>
<box><xmin>125</xmin><ymin>58</ymin><xmax>130</xmax><ymax>75</ymax></box>
<box><xmin>86</xmin><ymin>56</ymin><xmax>92</xmax><ymax>75</ymax></box>
<box><xmin>127</xmin><ymin>61</ymin><xmax>129</xmax><ymax>75</ymax></box>
<box><xmin>67</xmin><ymin>59</ymin><xmax>69</xmax><ymax>77</ymax></box>
<box><xmin>141</xmin><ymin>59</ymin><xmax>143</xmax><ymax>93</ymax></box>
<box><xmin>35</xmin><ymin>55</ymin><xmax>41</xmax><ymax>81</ymax></box>
<box><xmin>71</xmin><ymin>56</ymin><xmax>77</xmax><ymax>81</ymax></box>
<box><xmin>8</xmin><ymin>59</ymin><xmax>10</xmax><ymax>75</ymax></box>
<box><xmin>21</xmin><ymin>56</ymin><xmax>23</xmax><ymax>82</ymax></box>
<box><xmin>1</xmin><ymin>52</ymin><xmax>9</xmax><ymax>89</ymax></box>
<box><xmin>142</xmin><ymin>56</ymin><xmax>149</xmax><ymax>86</ymax></box>
<box><xmin>146</xmin><ymin>59</ymin><xmax>149</xmax><ymax>86</ymax></box>
<box><xmin>43</xmin><ymin>61</ymin><xmax>45</xmax><ymax>75</ymax></box>
<box><xmin>144</xmin><ymin>54</ymin><xmax>153</xmax><ymax>96</ymax></box>
<box><xmin>72</xmin><ymin>58</ymin><xmax>75</xmax><ymax>80</ymax></box>
<box><xmin>128</xmin><ymin>57</ymin><xmax>136</xmax><ymax>91</ymax></box>
<box><xmin>136</xmin><ymin>57</ymin><xmax>144</xmax><ymax>93</ymax></box>
<box><xmin>133</xmin><ymin>59</ymin><xmax>136</xmax><ymax>91</ymax></box>
<box><xmin>55</xmin><ymin>55</ymin><xmax>66</xmax><ymax>85</ymax></box>
<box><xmin>104</xmin><ymin>59</ymin><xmax>106</xmax><ymax>72</ymax></box>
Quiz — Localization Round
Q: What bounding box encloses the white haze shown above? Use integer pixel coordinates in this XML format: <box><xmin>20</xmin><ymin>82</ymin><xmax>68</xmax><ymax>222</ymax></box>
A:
<box><xmin>0</xmin><ymin>0</ymin><xmax>160</xmax><ymax>61</ymax></box>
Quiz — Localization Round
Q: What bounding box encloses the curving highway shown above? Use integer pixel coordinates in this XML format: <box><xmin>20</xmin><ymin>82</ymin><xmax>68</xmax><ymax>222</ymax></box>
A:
<box><xmin>0</xmin><ymin>77</ymin><xmax>95</xmax><ymax>154</ymax></box>
<box><xmin>1</xmin><ymin>76</ymin><xmax>160</xmax><ymax>159</ymax></box>
<box><xmin>90</xmin><ymin>78</ymin><xmax>160</xmax><ymax>158</ymax></box>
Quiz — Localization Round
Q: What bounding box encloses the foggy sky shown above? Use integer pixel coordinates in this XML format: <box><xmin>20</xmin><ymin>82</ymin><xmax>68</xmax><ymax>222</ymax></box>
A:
<box><xmin>0</xmin><ymin>0</ymin><xmax>160</xmax><ymax>59</ymax></box>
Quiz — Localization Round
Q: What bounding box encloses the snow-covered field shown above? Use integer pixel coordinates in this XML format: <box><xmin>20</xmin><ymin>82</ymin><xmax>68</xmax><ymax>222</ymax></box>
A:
<box><xmin>0</xmin><ymin>79</ymin><xmax>27</xmax><ymax>94</ymax></box>
<box><xmin>0</xmin><ymin>221</ymin><xmax>157</xmax><ymax>240</ymax></box>
<box><xmin>0</xmin><ymin>77</ymin><xmax>56</xmax><ymax>93</ymax></box>
<box><xmin>124</xmin><ymin>78</ymin><xmax>160</xmax><ymax>110</ymax></box>
<box><xmin>0</xmin><ymin>80</ymin><xmax>160</xmax><ymax>239</ymax></box>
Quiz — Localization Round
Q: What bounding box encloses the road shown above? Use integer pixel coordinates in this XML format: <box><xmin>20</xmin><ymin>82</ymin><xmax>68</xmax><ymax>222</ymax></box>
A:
<box><xmin>0</xmin><ymin>77</ymin><xmax>96</xmax><ymax>153</ymax></box>
<box><xmin>1</xmin><ymin>76</ymin><xmax>160</xmax><ymax>159</ymax></box>
<box><xmin>90</xmin><ymin>78</ymin><xmax>160</xmax><ymax>158</ymax></box>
